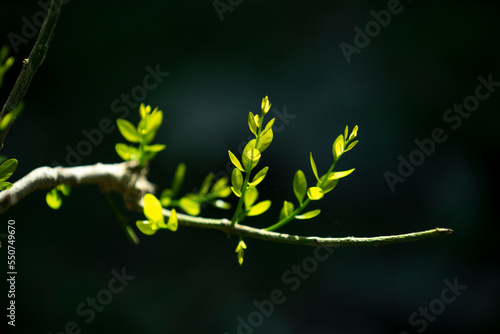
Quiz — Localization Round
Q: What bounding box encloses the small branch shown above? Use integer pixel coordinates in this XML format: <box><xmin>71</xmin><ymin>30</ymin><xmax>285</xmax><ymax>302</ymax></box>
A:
<box><xmin>165</xmin><ymin>209</ymin><xmax>453</xmax><ymax>247</ymax></box>
<box><xmin>0</xmin><ymin>162</ymin><xmax>453</xmax><ymax>247</ymax></box>
<box><xmin>0</xmin><ymin>161</ymin><xmax>155</xmax><ymax>213</ymax></box>
<box><xmin>0</xmin><ymin>0</ymin><xmax>64</xmax><ymax>150</ymax></box>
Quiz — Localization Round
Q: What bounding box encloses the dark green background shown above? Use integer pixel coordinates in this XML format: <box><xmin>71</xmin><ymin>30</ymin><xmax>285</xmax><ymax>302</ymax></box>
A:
<box><xmin>1</xmin><ymin>0</ymin><xmax>498</xmax><ymax>333</ymax></box>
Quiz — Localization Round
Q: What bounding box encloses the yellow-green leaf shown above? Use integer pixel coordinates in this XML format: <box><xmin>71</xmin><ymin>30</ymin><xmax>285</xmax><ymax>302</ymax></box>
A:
<box><xmin>229</xmin><ymin>150</ymin><xmax>245</xmax><ymax>172</ymax></box>
<box><xmin>231</xmin><ymin>168</ymin><xmax>243</xmax><ymax>197</ymax></box>
<box><xmin>242</xmin><ymin>142</ymin><xmax>261</xmax><ymax>171</ymax></box>
<box><xmin>171</xmin><ymin>163</ymin><xmax>186</xmax><ymax>196</ymax></box>
<box><xmin>115</xmin><ymin>143</ymin><xmax>139</xmax><ymax>161</ymax></box>
<box><xmin>166</xmin><ymin>209</ymin><xmax>178</xmax><ymax>232</ymax></box>
<box><xmin>0</xmin><ymin>182</ymin><xmax>13</xmax><ymax>190</ymax></box>
<box><xmin>310</xmin><ymin>153</ymin><xmax>320</xmax><ymax>182</ymax></box>
<box><xmin>248</xmin><ymin>112</ymin><xmax>258</xmax><ymax>136</ymax></box>
<box><xmin>345</xmin><ymin>140</ymin><xmax>358</xmax><ymax>152</ymax></box>
<box><xmin>244</xmin><ymin>187</ymin><xmax>258</xmax><ymax>209</ymax></box>
<box><xmin>247</xmin><ymin>200</ymin><xmax>271</xmax><ymax>216</ymax></box>
<box><xmin>307</xmin><ymin>187</ymin><xmax>324</xmax><ymax>200</ymax></box>
<box><xmin>293</xmin><ymin>170</ymin><xmax>307</xmax><ymax>204</ymax></box>
<box><xmin>279</xmin><ymin>200</ymin><xmax>295</xmax><ymax>221</ymax></box>
<box><xmin>144</xmin><ymin>144</ymin><xmax>166</xmax><ymax>153</ymax></box>
<box><xmin>136</xmin><ymin>220</ymin><xmax>157</xmax><ymax>235</ymax></box>
<box><xmin>0</xmin><ymin>158</ymin><xmax>18</xmax><ymax>183</ymax></box>
<box><xmin>332</xmin><ymin>134</ymin><xmax>345</xmax><ymax>161</ymax></box>
<box><xmin>261</xmin><ymin>118</ymin><xmax>275</xmax><ymax>136</ymax></box>
<box><xmin>256</xmin><ymin>128</ymin><xmax>273</xmax><ymax>153</ymax></box>
<box><xmin>319</xmin><ymin>176</ymin><xmax>338</xmax><ymax>194</ymax></box>
<box><xmin>248</xmin><ymin>166</ymin><xmax>268</xmax><ymax>187</ymax></box>
<box><xmin>117</xmin><ymin>119</ymin><xmax>141</xmax><ymax>143</ymax></box>
<box><xmin>328</xmin><ymin>168</ymin><xmax>355</xmax><ymax>180</ymax></box>
<box><xmin>296</xmin><ymin>209</ymin><xmax>321</xmax><ymax>220</ymax></box>
<box><xmin>179</xmin><ymin>197</ymin><xmax>200</xmax><ymax>216</ymax></box>
<box><xmin>57</xmin><ymin>184</ymin><xmax>71</xmax><ymax>196</ymax></box>
<box><xmin>143</xmin><ymin>193</ymin><xmax>164</xmax><ymax>224</ymax></box>
<box><xmin>46</xmin><ymin>188</ymin><xmax>62</xmax><ymax>210</ymax></box>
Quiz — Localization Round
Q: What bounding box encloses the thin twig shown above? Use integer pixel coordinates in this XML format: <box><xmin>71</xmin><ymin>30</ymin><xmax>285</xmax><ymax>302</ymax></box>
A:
<box><xmin>0</xmin><ymin>0</ymin><xmax>64</xmax><ymax>150</ymax></box>
<box><xmin>0</xmin><ymin>162</ymin><xmax>453</xmax><ymax>247</ymax></box>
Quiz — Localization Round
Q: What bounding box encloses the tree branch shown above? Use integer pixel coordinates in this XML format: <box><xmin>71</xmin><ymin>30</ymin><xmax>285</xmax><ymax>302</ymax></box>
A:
<box><xmin>0</xmin><ymin>0</ymin><xmax>64</xmax><ymax>150</ymax></box>
<box><xmin>0</xmin><ymin>162</ymin><xmax>453</xmax><ymax>247</ymax></box>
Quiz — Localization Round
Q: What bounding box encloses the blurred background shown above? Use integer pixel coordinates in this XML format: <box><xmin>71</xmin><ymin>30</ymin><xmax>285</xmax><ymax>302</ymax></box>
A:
<box><xmin>1</xmin><ymin>0</ymin><xmax>499</xmax><ymax>333</ymax></box>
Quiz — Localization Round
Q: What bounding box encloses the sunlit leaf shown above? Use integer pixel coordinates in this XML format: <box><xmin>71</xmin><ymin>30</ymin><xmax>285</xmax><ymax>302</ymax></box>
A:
<box><xmin>57</xmin><ymin>184</ymin><xmax>71</xmax><ymax>196</ymax></box>
<box><xmin>319</xmin><ymin>176</ymin><xmax>338</xmax><ymax>194</ymax></box>
<box><xmin>228</xmin><ymin>150</ymin><xmax>245</xmax><ymax>172</ymax></box>
<box><xmin>117</xmin><ymin>119</ymin><xmax>141</xmax><ymax>143</ymax></box>
<box><xmin>143</xmin><ymin>193</ymin><xmax>164</xmax><ymax>224</ymax></box>
<box><xmin>46</xmin><ymin>188</ymin><xmax>62</xmax><ymax>210</ymax></box>
<box><xmin>261</xmin><ymin>118</ymin><xmax>275</xmax><ymax>136</ymax></box>
<box><xmin>136</xmin><ymin>220</ymin><xmax>157</xmax><ymax>235</ymax></box>
<box><xmin>144</xmin><ymin>144</ymin><xmax>166</xmax><ymax>152</ymax></box>
<box><xmin>171</xmin><ymin>163</ymin><xmax>186</xmax><ymax>196</ymax></box>
<box><xmin>332</xmin><ymin>134</ymin><xmax>345</xmax><ymax>161</ymax></box>
<box><xmin>307</xmin><ymin>186</ymin><xmax>324</xmax><ymax>200</ymax></box>
<box><xmin>247</xmin><ymin>200</ymin><xmax>271</xmax><ymax>216</ymax></box>
<box><xmin>231</xmin><ymin>168</ymin><xmax>243</xmax><ymax>197</ymax></box>
<box><xmin>310</xmin><ymin>153</ymin><xmax>320</xmax><ymax>182</ymax></box>
<box><xmin>345</xmin><ymin>140</ymin><xmax>358</xmax><ymax>152</ymax></box>
<box><xmin>212</xmin><ymin>199</ymin><xmax>231</xmax><ymax>209</ymax></box>
<box><xmin>179</xmin><ymin>197</ymin><xmax>200</xmax><ymax>216</ymax></box>
<box><xmin>248</xmin><ymin>166</ymin><xmax>268</xmax><ymax>187</ymax></box>
<box><xmin>199</xmin><ymin>173</ymin><xmax>214</xmax><ymax>195</ymax></box>
<box><xmin>296</xmin><ymin>209</ymin><xmax>321</xmax><ymax>220</ymax></box>
<box><xmin>115</xmin><ymin>143</ymin><xmax>139</xmax><ymax>161</ymax></box>
<box><xmin>166</xmin><ymin>209</ymin><xmax>178</xmax><ymax>232</ymax></box>
<box><xmin>248</xmin><ymin>112</ymin><xmax>258</xmax><ymax>136</ymax></box>
<box><xmin>242</xmin><ymin>141</ymin><xmax>261</xmax><ymax>171</ymax></box>
<box><xmin>0</xmin><ymin>102</ymin><xmax>24</xmax><ymax>131</ymax></box>
<box><xmin>0</xmin><ymin>158</ymin><xmax>17</xmax><ymax>183</ymax></box>
<box><xmin>0</xmin><ymin>182</ymin><xmax>12</xmax><ymax>190</ymax></box>
<box><xmin>293</xmin><ymin>170</ymin><xmax>307</xmax><ymax>205</ymax></box>
<box><xmin>244</xmin><ymin>187</ymin><xmax>258</xmax><ymax>209</ymax></box>
<box><xmin>328</xmin><ymin>168</ymin><xmax>355</xmax><ymax>180</ymax></box>
<box><xmin>279</xmin><ymin>201</ymin><xmax>295</xmax><ymax>221</ymax></box>
<box><xmin>256</xmin><ymin>128</ymin><xmax>273</xmax><ymax>153</ymax></box>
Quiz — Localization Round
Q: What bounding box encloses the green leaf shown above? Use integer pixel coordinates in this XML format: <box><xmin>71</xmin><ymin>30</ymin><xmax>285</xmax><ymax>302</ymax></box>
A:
<box><xmin>310</xmin><ymin>153</ymin><xmax>320</xmax><ymax>182</ymax></box>
<box><xmin>160</xmin><ymin>188</ymin><xmax>173</xmax><ymax>206</ymax></box>
<box><xmin>171</xmin><ymin>163</ymin><xmax>186</xmax><ymax>196</ymax></box>
<box><xmin>345</xmin><ymin>140</ymin><xmax>358</xmax><ymax>152</ymax></box>
<box><xmin>247</xmin><ymin>200</ymin><xmax>271</xmax><ymax>216</ymax></box>
<box><xmin>231</xmin><ymin>168</ymin><xmax>243</xmax><ymax>197</ymax></box>
<box><xmin>248</xmin><ymin>166</ymin><xmax>268</xmax><ymax>187</ymax></box>
<box><xmin>319</xmin><ymin>176</ymin><xmax>338</xmax><ymax>194</ymax></box>
<box><xmin>293</xmin><ymin>170</ymin><xmax>307</xmax><ymax>205</ymax></box>
<box><xmin>0</xmin><ymin>102</ymin><xmax>24</xmax><ymax>130</ymax></box>
<box><xmin>144</xmin><ymin>144</ymin><xmax>166</xmax><ymax>153</ymax></box>
<box><xmin>115</xmin><ymin>143</ymin><xmax>139</xmax><ymax>161</ymax></box>
<box><xmin>279</xmin><ymin>201</ymin><xmax>295</xmax><ymax>221</ymax></box>
<box><xmin>117</xmin><ymin>119</ymin><xmax>141</xmax><ymax>143</ymax></box>
<box><xmin>0</xmin><ymin>158</ymin><xmax>18</xmax><ymax>183</ymax></box>
<box><xmin>166</xmin><ymin>209</ymin><xmax>178</xmax><ymax>232</ymax></box>
<box><xmin>143</xmin><ymin>110</ymin><xmax>163</xmax><ymax>143</ymax></box>
<box><xmin>211</xmin><ymin>176</ymin><xmax>231</xmax><ymax>197</ymax></box>
<box><xmin>307</xmin><ymin>187</ymin><xmax>324</xmax><ymax>200</ymax></box>
<box><xmin>179</xmin><ymin>197</ymin><xmax>200</xmax><ymax>216</ymax></box>
<box><xmin>242</xmin><ymin>140</ymin><xmax>261</xmax><ymax>171</ymax></box>
<box><xmin>46</xmin><ymin>188</ymin><xmax>62</xmax><ymax>210</ymax></box>
<box><xmin>261</xmin><ymin>118</ymin><xmax>275</xmax><ymax>136</ymax></box>
<box><xmin>57</xmin><ymin>184</ymin><xmax>71</xmax><ymax>196</ymax></box>
<box><xmin>199</xmin><ymin>173</ymin><xmax>214</xmax><ymax>195</ymax></box>
<box><xmin>143</xmin><ymin>193</ymin><xmax>164</xmax><ymax>224</ymax></box>
<box><xmin>256</xmin><ymin>128</ymin><xmax>273</xmax><ymax>153</ymax></box>
<box><xmin>248</xmin><ymin>112</ymin><xmax>258</xmax><ymax>136</ymax></box>
<box><xmin>296</xmin><ymin>209</ymin><xmax>321</xmax><ymax>220</ymax></box>
<box><xmin>244</xmin><ymin>187</ymin><xmax>258</xmax><ymax>209</ymax></box>
<box><xmin>228</xmin><ymin>150</ymin><xmax>245</xmax><ymax>172</ymax></box>
<box><xmin>332</xmin><ymin>134</ymin><xmax>345</xmax><ymax>161</ymax></box>
<box><xmin>136</xmin><ymin>220</ymin><xmax>157</xmax><ymax>235</ymax></box>
<box><xmin>328</xmin><ymin>168</ymin><xmax>355</xmax><ymax>180</ymax></box>
<box><xmin>212</xmin><ymin>199</ymin><xmax>231</xmax><ymax>210</ymax></box>
<box><xmin>0</xmin><ymin>182</ymin><xmax>13</xmax><ymax>190</ymax></box>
